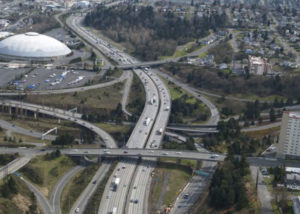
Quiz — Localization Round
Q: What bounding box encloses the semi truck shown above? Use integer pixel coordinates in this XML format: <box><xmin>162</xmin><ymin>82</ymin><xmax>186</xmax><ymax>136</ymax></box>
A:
<box><xmin>112</xmin><ymin>177</ymin><xmax>120</xmax><ymax>191</ymax></box>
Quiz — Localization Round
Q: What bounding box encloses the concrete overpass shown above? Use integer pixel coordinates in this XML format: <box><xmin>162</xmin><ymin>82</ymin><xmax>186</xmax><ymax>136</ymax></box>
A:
<box><xmin>0</xmin><ymin>99</ymin><xmax>117</xmax><ymax>148</ymax></box>
<box><xmin>62</xmin><ymin>148</ymin><xmax>226</xmax><ymax>162</ymax></box>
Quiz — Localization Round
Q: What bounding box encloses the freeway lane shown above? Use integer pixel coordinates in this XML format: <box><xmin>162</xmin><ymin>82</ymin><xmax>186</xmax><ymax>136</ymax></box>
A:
<box><xmin>70</xmin><ymin>161</ymin><xmax>112</xmax><ymax>214</ymax></box>
<box><xmin>127</xmin><ymin>69</ymin><xmax>171</xmax><ymax>214</ymax></box>
<box><xmin>97</xmin><ymin>68</ymin><xmax>160</xmax><ymax>214</ymax></box>
<box><xmin>66</xmin><ymin>13</ymin><xmax>162</xmax><ymax>214</ymax></box>
<box><xmin>66</xmin><ymin>14</ymin><xmax>173</xmax><ymax>214</ymax></box>
<box><xmin>0</xmin><ymin>156</ymin><xmax>33</xmax><ymax>180</ymax></box>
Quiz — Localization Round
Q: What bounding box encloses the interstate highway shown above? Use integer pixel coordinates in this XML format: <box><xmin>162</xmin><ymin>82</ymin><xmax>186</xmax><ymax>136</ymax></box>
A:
<box><xmin>66</xmin><ymin>14</ymin><xmax>164</xmax><ymax>214</ymax></box>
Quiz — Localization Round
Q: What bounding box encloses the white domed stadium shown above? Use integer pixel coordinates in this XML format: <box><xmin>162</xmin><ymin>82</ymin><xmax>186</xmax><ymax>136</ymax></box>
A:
<box><xmin>0</xmin><ymin>32</ymin><xmax>72</xmax><ymax>61</ymax></box>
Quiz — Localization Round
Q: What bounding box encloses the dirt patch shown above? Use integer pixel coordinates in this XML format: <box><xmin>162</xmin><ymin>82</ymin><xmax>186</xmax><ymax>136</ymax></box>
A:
<box><xmin>40</xmin><ymin>187</ymin><xmax>49</xmax><ymax>198</ymax></box>
<box><xmin>12</xmin><ymin>194</ymin><xmax>31</xmax><ymax>214</ymax></box>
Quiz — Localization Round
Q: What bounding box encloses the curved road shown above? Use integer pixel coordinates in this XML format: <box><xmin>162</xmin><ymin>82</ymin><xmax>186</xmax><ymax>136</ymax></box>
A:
<box><xmin>50</xmin><ymin>165</ymin><xmax>84</xmax><ymax>214</ymax></box>
<box><xmin>0</xmin><ymin>99</ymin><xmax>117</xmax><ymax>148</ymax></box>
<box><xmin>154</xmin><ymin>70</ymin><xmax>220</xmax><ymax>125</ymax></box>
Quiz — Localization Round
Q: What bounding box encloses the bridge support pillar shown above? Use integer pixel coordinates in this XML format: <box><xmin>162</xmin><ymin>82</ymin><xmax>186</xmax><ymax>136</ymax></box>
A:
<box><xmin>157</xmin><ymin>157</ymin><xmax>161</xmax><ymax>163</ymax></box>
<box><xmin>176</xmin><ymin>158</ymin><xmax>181</xmax><ymax>165</ymax></box>
<box><xmin>58</xmin><ymin>118</ymin><xmax>61</xmax><ymax>124</ymax></box>
<box><xmin>8</xmin><ymin>106</ymin><xmax>12</xmax><ymax>115</ymax></box>
<box><xmin>34</xmin><ymin>110</ymin><xmax>39</xmax><ymax>120</ymax></box>
<box><xmin>80</xmin><ymin>156</ymin><xmax>86</xmax><ymax>166</ymax></box>
<box><xmin>98</xmin><ymin>155</ymin><xmax>102</xmax><ymax>163</ymax></box>
<box><xmin>196</xmin><ymin>160</ymin><xmax>202</xmax><ymax>170</ymax></box>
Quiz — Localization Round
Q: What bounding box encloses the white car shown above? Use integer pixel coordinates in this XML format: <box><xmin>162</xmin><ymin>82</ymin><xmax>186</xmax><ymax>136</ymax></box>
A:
<box><xmin>75</xmin><ymin>207</ymin><xmax>80</xmax><ymax>213</ymax></box>
<box><xmin>210</xmin><ymin>154</ymin><xmax>219</xmax><ymax>159</ymax></box>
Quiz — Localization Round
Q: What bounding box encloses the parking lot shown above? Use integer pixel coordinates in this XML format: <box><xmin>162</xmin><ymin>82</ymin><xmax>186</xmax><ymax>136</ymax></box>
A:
<box><xmin>12</xmin><ymin>68</ymin><xmax>100</xmax><ymax>90</ymax></box>
<box><xmin>0</xmin><ymin>67</ymin><xmax>29</xmax><ymax>88</ymax></box>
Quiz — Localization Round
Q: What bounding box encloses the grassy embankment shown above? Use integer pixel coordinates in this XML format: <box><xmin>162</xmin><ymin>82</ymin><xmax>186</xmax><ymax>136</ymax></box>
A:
<box><xmin>20</xmin><ymin>154</ymin><xmax>76</xmax><ymax>199</ymax></box>
<box><xmin>61</xmin><ymin>164</ymin><xmax>100</xmax><ymax>214</ymax></box>
<box><xmin>23</xmin><ymin>83</ymin><xmax>124</xmax><ymax>114</ymax></box>
<box><xmin>126</xmin><ymin>73</ymin><xmax>146</xmax><ymax>116</ymax></box>
<box><xmin>149</xmin><ymin>160</ymin><xmax>193</xmax><ymax>213</ymax></box>
<box><xmin>0</xmin><ymin>175</ymin><xmax>42</xmax><ymax>214</ymax></box>
<box><xmin>160</xmin><ymin>75</ymin><xmax>210</xmax><ymax>124</ymax></box>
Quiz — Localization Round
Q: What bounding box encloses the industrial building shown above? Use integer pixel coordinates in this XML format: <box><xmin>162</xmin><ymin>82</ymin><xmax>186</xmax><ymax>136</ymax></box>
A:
<box><xmin>277</xmin><ymin>111</ymin><xmax>300</xmax><ymax>159</ymax></box>
<box><xmin>0</xmin><ymin>32</ymin><xmax>72</xmax><ymax>61</ymax></box>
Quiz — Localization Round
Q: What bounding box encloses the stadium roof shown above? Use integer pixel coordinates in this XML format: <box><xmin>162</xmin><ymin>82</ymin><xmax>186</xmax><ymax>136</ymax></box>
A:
<box><xmin>0</xmin><ymin>32</ymin><xmax>71</xmax><ymax>59</ymax></box>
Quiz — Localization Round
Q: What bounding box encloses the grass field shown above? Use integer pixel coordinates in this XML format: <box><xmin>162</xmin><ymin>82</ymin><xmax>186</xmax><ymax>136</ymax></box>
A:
<box><xmin>94</xmin><ymin>123</ymin><xmax>132</xmax><ymax>144</ymax></box>
<box><xmin>61</xmin><ymin>164</ymin><xmax>100</xmax><ymax>214</ymax></box>
<box><xmin>126</xmin><ymin>73</ymin><xmax>146</xmax><ymax>115</ymax></box>
<box><xmin>23</xmin><ymin>82</ymin><xmax>124</xmax><ymax>113</ymax></box>
<box><xmin>160</xmin><ymin>75</ymin><xmax>210</xmax><ymax>123</ymax></box>
<box><xmin>0</xmin><ymin>128</ymin><xmax>48</xmax><ymax>146</ymax></box>
<box><xmin>20</xmin><ymin>154</ymin><xmax>76</xmax><ymax>199</ymax></box>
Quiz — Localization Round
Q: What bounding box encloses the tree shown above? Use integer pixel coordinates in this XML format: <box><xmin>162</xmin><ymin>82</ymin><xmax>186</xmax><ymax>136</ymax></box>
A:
<box><xmin>269</xmin><ymin>108</ymin><xmax>276</xmax><ymax>122</ymax></box>
<box><xmin>52</xmin><ymin>134</ymin><xmax>75</xmax><ymax>147</ymax></box>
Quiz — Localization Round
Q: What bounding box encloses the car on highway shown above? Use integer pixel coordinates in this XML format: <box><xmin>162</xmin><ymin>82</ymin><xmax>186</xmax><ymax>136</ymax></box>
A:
<box><xmin>75</xmin><ymin>207</ymin><xmax>80</xmax><ymax>213</ymax></box>
<box><xmin>176</xmin><ymin>152</ymin><xmax>182</xmax><ymax>155</ymax></box>
<box><xmin>163</xmin><ymin>152</ymin><xmax>168</xmax><ymax>155</ymax></box>
<box><xmin>183</xmin><ymin>194</ymin><xmax>189</xmax><ymax>199</ymax></box>
<box><xmin>210</xmin><ymin>154</ymin><xmax>219</xmax><ymax>159</ymax></box>
<box><xmin>123</xmin><ymin>151</ymin><xmax>128</xmax><ymax>154</ymax></box>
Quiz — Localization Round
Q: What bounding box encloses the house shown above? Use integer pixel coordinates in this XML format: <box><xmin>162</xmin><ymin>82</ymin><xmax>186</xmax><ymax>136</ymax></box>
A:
<box><xmin>218</xmin><ymin>63</ymin><xmax>228</xmax><ymax>70</ymax></box>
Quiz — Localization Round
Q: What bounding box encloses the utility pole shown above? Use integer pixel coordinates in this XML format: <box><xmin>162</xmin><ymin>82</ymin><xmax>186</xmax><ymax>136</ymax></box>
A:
<box><xmin>256</xmin><ymin>167</ymin><xmax>259</xmax><ymax>190</ymax></box>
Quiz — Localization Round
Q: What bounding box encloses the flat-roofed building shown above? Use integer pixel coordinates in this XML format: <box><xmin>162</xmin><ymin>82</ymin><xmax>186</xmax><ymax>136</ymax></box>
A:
<box><xmin>277</xmin><ymin>111</ymin><xmax>300</xmax><ymax>159</ymax></box>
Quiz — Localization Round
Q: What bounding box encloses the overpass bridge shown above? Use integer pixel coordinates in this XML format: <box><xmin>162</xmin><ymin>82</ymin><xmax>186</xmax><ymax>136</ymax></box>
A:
<box><xmin>62</xmin><ymin>148</ymin><xmax>226</xmax><ymax>162</ymax></box>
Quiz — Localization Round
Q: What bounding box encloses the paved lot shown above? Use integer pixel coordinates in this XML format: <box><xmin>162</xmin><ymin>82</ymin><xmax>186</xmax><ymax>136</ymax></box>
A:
<box><xmin>11</xmin><ymin>68</ymin><xmax>100</xmax><ymax>90</ymax></box>
<box><xmin>0</xmin><ymin>67</ymin><xmax>29</xmax><ymax>88</ymax></box>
